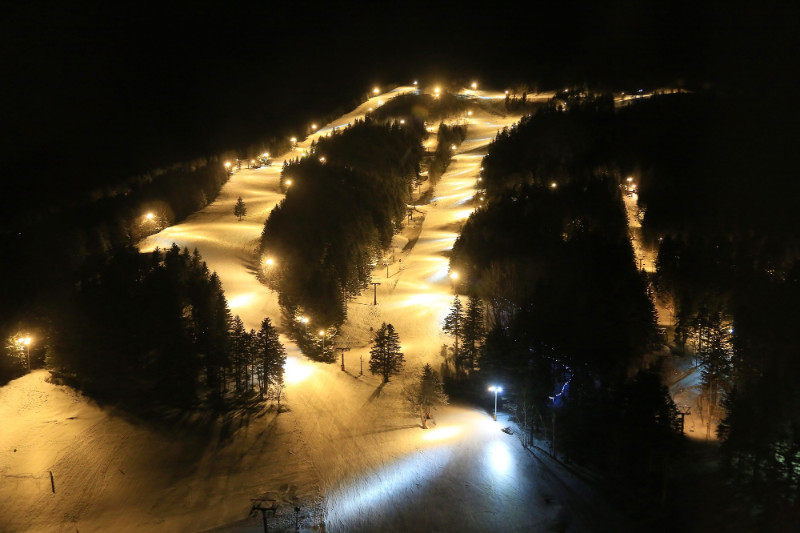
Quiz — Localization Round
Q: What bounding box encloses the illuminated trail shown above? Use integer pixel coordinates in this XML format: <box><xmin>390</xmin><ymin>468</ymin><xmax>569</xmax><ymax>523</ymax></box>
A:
<box><xmin>131</xmin><ymin>86</ymin><xmax>618</xmax><ymax>532</ymax></box>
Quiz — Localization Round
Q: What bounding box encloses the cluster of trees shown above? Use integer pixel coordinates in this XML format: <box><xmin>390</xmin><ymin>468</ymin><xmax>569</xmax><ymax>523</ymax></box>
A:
<box><xmin>460</xmin><ymin>88</ymin><xmax>800</xmax><ymax>529</ymax></box>
<box><xmin>478</xmin><ymin>93</ymin><xmax>616</xmax><ymax>202</ymax></box>
<box><xmin>428</xmin><ymin>123</ymin><xmax>467</xmax><ymax>184</ymax></box>
<box><xmin>0</xmin><ymin>158</ymin><xmax>233</xmax><ymax>369</ymax></box>
<box><xmin>260</xmin><ymin>118</ymin><xmax>424</xmax><ymax>332</ymax></box>
<box><xmin>45</xmin><ymin>244</ymin><xmax>285</xmax><ymax>408</ymax></box>
<box><xmin>441</xmin><ymin>295</ymin><xmax>484</xmax><ymax>374</ymax></box>
<box><xmin>630</xmin><ymin>95</ymin><xmax>800</xmax><ymax>527</ymax></box>
<box><xmin>450</xmin><ymin>94</ymin><xmax>680</xmax><ymax>517</ymax></box>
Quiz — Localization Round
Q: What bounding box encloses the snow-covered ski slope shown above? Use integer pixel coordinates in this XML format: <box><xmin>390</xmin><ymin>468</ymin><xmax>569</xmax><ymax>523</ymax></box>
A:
<box><xmin>1</xmin><ymin>86</ymin><xmax>619</xmax><ymax>532</ymax></box>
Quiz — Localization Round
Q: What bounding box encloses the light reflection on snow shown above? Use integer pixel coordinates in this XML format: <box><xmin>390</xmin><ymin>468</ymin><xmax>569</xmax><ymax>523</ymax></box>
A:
<box><xmin>427</xmin><ymin>262</ymin><xmax>452</xmax><ymax>283</ymax></box>
<box><xmin>284</xmin><ymin>356</ymin><xmax>314</xmax><ymax>384</ymax></box>
<box><xmin>328</xmin><ymin>445</ymin><xmax>456</xmax><ymax>527</ymax></box>
<box><xmin>421</xmin><ymin>426</ymin><xmax>461</xmax><ymax>441</ymax></box>
<box><xmin>401</xmin><ymin>293</ymin><xmax>439</xmax><ymax>307</ymax></box>
<box><xmin>487</xmin><ymin>441</ymin><xmax>511</xmax><ymax>474</ymax></box>
<box><xmin>228</xmin><ymin>293</ymin><xmax>255</xmax><ymax>309</ymax></box>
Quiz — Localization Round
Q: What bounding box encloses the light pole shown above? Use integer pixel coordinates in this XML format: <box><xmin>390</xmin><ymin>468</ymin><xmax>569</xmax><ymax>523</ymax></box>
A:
<box><xmin>318</xmin><ymin>330</ymin><xmax>325</xmax><ymax>356</ymax></box>
<box><xmin>489</xmin><ymin>385</ymin><xmax>502</xmax><ymax>421</ymax></box>
<box><xmin>20</xmin><ymin>337</ymin><xmax>31</xmax><ymax>370</ymax></box>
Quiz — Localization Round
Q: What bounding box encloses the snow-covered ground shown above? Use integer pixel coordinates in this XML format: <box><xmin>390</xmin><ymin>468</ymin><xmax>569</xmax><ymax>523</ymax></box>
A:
<box><xmin>1</xmin><ymin>87</ymin><xmax>620</xmax><ymax>532</ymax></box>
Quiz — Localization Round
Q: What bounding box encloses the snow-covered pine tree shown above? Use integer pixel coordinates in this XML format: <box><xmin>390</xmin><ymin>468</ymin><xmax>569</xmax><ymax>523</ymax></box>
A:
<box><xmin>442</xmin><ymin>296</ymin><xmax>464</xmax><ymax>372</ymax></box>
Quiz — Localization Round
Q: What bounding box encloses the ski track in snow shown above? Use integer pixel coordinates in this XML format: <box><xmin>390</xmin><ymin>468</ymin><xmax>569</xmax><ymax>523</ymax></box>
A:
<box><xmin>1</xmin><ymin>87</ymin><xmax>619</xmax><ymax>532</ymax></box>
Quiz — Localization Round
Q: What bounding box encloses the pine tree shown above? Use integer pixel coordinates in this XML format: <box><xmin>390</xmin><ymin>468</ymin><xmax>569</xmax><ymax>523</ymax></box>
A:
<box><xmin>229</xmin><ymin>316</ymin><xmax>248</xmax><ymax>394</ymax></box>
<box><xmin>234</xmin><ymin>197</ymin><xmax>247</xmax><ymax>221</ymax></box>
<box><xmin>442</xmin><ymin>296</ymin><xmax>465</xmax><ymax>372</ymax></box>
<box><xmin>368</xmin><ymin>322</ymin><xmax>404</xmax><ymax>382</ymax></box>
<box><xmin>462</xmin><ymin>295</ymin><xmax>485</xmax><ymax>372</ymax></box>
<box><xmin>255</xmin><ymin>318</ymin><xmax>286</xmax><ymax>400</ymax></box>
<box><xmin>404</xmin><ymin>364</ymin><xmax>448</xmax><ymax>429</ymax></box>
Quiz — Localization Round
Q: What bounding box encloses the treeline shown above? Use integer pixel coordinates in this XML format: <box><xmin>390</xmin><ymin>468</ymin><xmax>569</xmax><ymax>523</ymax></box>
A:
<box><xmin>627</xmin><ymin>95</ymin><xmax>800</xmax><ymax>528</ymax></box>
<box><xmin>428</xmin><ymin>123</ymin><xmax>467</xmax><ymax>183</ymax></box>
<box><xmin>479</xmin><ymin>93</ymin><xmax>616</xmax><ymax>201</ymax></box>
<box><xmin>451</xmin><ymin>178</ymin><xmax>666</xmax><ymax>465</ymax></box>
<box><xmin>261</xmin><ymin>118</ymin><xmax>424</xmax><ymax>337</ymax></box>
<box><xmin>460</xmin><ymin>89</ymin><xmax>800</xmax><ymax>530</ymax></box>
<box><xmin>46</xmin><ymin>244</ymin><xmax>285</xmax><ymax>409</ymax></box>
<box><xmin>450</xmin><ymin>94</ymin><xmax>681</xmax><ymax>525</ymax></box>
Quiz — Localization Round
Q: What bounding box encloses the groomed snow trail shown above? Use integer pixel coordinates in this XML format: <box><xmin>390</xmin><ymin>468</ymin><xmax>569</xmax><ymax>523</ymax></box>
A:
<box><xmin>1</xmin><ymin>88</ymin><xmax>619</xmax><ymax>532</ymax></box>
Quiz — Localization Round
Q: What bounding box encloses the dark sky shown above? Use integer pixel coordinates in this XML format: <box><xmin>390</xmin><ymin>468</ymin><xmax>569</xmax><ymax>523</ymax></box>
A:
<box><xmin>1</xmin><ymin>1</ymin><xmax>797</xmax><ymax>217</ymax></box>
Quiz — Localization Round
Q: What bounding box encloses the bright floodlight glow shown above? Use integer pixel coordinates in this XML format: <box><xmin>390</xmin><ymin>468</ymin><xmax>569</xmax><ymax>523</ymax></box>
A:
<box><xmin>550</xmin><ymin>182</ymin><xmax>557</xmax><ymax>188</ymax></box>
<box><xmin>263</xmin><ymin>152</ymin><xmax>269</xmax><ymax>158</ymax></box>
<box><xmin>373</xmin><ymin>87</ymin><xmax>380</xmax><ymax>94</ymax></box>
<box><xmin>23</xmin><ymin>337</ymin><xmax>31</xmax><ymax>345</ymax></box>
<box><xmin>451</xmin><ymin>144</ymin><xmax>456</xmax><ymax>150</ymax></box>
<box><xmin>290</xmin><ymin>137</ymin><xmax>297</xmax><ymax>143</ymax></box>
<box><xmin>250</xmin><ymin>159</ymin><xmax>255</xmax><ymax>164</ymax></box>
<box><xmin>145</xmin><ymin>212</ymin><xmax>154</xmax><ymax>220</ymax></box>
<box><xmin>228</xmin><ymin>293</ymin><xmax>255</xmax><ymax>309</ymax></box>
<box><xmin>224</xmin><ymin>161</ymin><xmax>231</xmax><ymax>167</ymax></box>
<box><xmin>434</xmin><ymin>87</ymin><xmax>441</xmax><ymax>94</ymax></box>
<box><xmin>421</xmin><ymin>426</ymin><xmax>461</xmax><ymax>442</ymax></box>
<box><xmin>284</xmin><ymin>356</ymin><xmax>313</xmax><ymax>384</ymax></box>
<box><xmin>318</xmin><ymin>330</ymin><xmax>324</xmax><ymax>336</ymax></box>
<box><xmin>471</xmin><ymin>82</ymin><xmax>477</xmax><ymax>89</ymax></box>
<box><xmin>449</xmin><ymin>272</ymin><xmax>458</xmax><ymax>280</ymax></box>
<box><xmin>329</xmin><ymin>447</ymin><xmax>456</xmax><ymax>527</ymax></box>
<box><xmin>413</xmin><ymin>80</ymin><xmax>418</xmax><ymax>85</ymax></box>
<box><xmin>626</xmin><ymin>176</ymin><xmax>633</xmax><ymax>182</ymax></box>
<box><xmin>311</xmin><ymin>124</ymin><xmax>317</xmax><ymax>130</ymax></box>
<box><xmin>505</xmin><ymin>90</ymin><xmax>509</xmax><ymax>95</ymax></box>
<box><xmin>399</xmin><ymin>119</ymin><xmax>405</xmax><ymax>124</ymax></box>
<box><xmin>487</xmin><ymin>441</ymin><xmax>511</xmax><ymax>474</ymax></box>
<box><xmin>302</xmin><ymin>317</ymin><xmax>309</xmax><ymax>324</ymax></box>
<box><xmin>467</xmin><ymin>111</ymin><xmax>473</xmax><ymax>116</ymax></box>
<box><xmin>264</xmin><ymin>258</ymin><xmax>275</xmax><ymax>266</ymax></box>
<box><xmin>488</xmin><ymin>385</ymin><xmax>502</xmax><ymax>392</ymax></box>
<box><xmin>285</xmin><ymin>179</ymin><xmax>292</xmax><ymax>186</ymax></box>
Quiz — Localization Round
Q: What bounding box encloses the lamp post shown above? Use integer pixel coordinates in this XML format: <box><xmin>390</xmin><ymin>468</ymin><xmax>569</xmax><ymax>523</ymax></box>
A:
<box><xmin>488</xmin><ymin>385</ymin><xmax>502</xmax><ymax>421</ymax></box>
<box><xmin>318</xmin><ymin>330</ymin><xmax>325</xmax><ymax>356</ymax></box>
<box><xmin>21</xmin><ymin>337</ymin><xmax>32</xmax><ymax>370</ymax></box>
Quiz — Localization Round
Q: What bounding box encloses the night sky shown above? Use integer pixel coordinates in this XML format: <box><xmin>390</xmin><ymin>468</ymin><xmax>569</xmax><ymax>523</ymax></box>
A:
<box><xmin>1</xmin><ymin>1</ymin><xmax>797</xmax><ymax>224</ymax></box>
